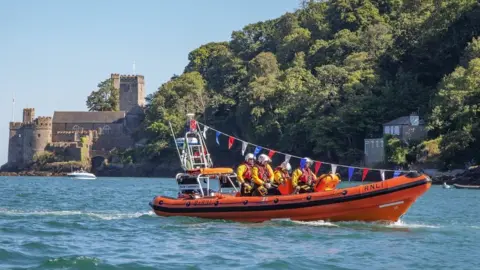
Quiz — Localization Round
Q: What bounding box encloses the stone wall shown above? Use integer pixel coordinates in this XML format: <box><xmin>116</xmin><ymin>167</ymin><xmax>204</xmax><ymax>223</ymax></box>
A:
<box><xmin>401</xmin><ymin>125</ymin><xmax>427</xmax><ymax>141</ymax></box>
<box><xmin>92</xmin><ymin>133</ymin><xmax>133</xmax><ymax>151</ymax></box>
<box><xmin>364</xmin><ymin>138</ymin><xmax>385</xmax><ymax>166</ymax></box>
<box><xmin>52</xmin><ymin>122</ymin><xmax>124</xmax><ymax>136</ymax></box>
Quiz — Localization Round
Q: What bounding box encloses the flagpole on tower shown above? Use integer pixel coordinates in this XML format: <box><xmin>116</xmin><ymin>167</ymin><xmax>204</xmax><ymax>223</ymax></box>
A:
<box><xmin>12</xmin><ymin>91</ymin><xmax>15</xmax><ymax>122</ymax></box>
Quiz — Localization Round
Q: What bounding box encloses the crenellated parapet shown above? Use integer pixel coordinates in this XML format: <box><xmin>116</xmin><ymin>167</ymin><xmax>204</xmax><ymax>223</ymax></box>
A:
<box><xmin>34</xmin><ymin>117</ymin><xmax>52</xmax><ymax>130</ymax></box>
<box><xmin>9</xmin><ymin>122</ymin><xmax>23</xmax><ymax>130</ymax></box>
<box><xmin>120</xmin><ymin>75</ymin><xmax>144</xmax><ymax>83</ymax></box>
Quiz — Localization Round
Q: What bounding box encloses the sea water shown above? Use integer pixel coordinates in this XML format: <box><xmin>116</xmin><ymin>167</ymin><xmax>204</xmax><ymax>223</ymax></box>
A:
<box><xmin>0</xmin><ymin>176</ymin><xmax>478</xmax><ymax>269</ymax></box>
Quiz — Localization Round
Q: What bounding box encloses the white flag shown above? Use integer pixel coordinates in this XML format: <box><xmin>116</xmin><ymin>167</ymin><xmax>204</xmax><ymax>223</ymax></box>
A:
<box><xmin>203</xmin><ymin>127</ymin><xmax>209</xmax><ymax>139</ymax></box>
<box><xmin>331</xmin><ymin>164</ymin><xmax>337</xmax><ymax>174</ymax></box>
<box><xmin>285</xmin><ymin>155</ymin><xmax>291</xmax><ymax>163</ymax></box>
<box><xmin>380</xmin><ymin>170</ymin><xmax>385</xmax><ymax>181</ymax></box>
<box><xmin>241</xmin><ymin>141</ymin><xmax>248</xmax><ymax>155</ymax></box>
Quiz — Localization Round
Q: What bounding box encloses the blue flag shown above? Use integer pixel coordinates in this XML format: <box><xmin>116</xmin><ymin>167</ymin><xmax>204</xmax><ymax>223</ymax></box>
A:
<box><xmin>348</xmin><ymin>167</ymin><xmax>354</xmax><ymax>181</ymax></box>
<box><xmin>300</xmin><ymin>158</ymin><xmax>306</xmax><ymax>169</ymax></box>
<box><xmin>253</xmin><ymin>146</ymin><xmax>262</xmax><ymax>157</ymax></box>
<box><xmin>216</xmin><ymin>131</ymin><xmax>220</xmax><ymax>145</ymax></box>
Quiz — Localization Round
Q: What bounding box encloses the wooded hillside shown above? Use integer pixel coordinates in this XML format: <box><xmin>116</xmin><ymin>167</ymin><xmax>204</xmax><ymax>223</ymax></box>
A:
<box><xmin>137</xmin><ymin>0</ymin><xmax>480</xmax><ymax>170</ymax></box>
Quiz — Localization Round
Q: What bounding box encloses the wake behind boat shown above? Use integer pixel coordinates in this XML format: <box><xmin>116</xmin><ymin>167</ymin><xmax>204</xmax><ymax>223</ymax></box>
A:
<box><xmin>67</xmin><ymin>170</ymin><xmax>97</xmax><ymax>180</ymax></box>
<box><xmin>149</xmin><ymin>114</ymin><xmax>432</xmax><ymax>223</ymax></box>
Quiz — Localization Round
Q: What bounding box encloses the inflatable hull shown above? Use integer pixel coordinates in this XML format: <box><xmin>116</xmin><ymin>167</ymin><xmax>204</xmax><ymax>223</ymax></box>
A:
<box><xmin>149</xmin><ymin>172</ymin><xmax>431</xmax><ymax>223</ymax></box>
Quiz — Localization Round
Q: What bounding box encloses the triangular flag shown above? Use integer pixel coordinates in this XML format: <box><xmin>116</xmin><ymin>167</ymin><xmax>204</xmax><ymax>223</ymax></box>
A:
<box><xmin>253</xmin><ymin>146</ymin><xmax>262</xmax><ymax>157</ymax></box>
<box><xmin>380</xmin><ymin>170</ymin><xmax>385</xmax><ymax>181</ymax></box>
<box><xmin>215</xmin><ymin>131</ymin><xmax>220</xmax><ymax>145</ymax></box>
<box><xmin>285</xmin><ymin>155</ymin><xmax>291</xmax><ymax>163</ymax></box>
<box><xmin>348</xmin><ymin>167</ymin><xmax>354</xmax><ymax>181</ymax></box>
<box><xmin>268</xmin><ymin>150</ymin><xmax>276</xmax><ymax>159</ymax></box>
<box><xmin>314</xmin><ymin>161</ymin><xmax>322</xmax><ymax>175</ymax></box>
<box><xmin>393</xmin><ymin>170</ymin><xmax>401</xmax><ymax>177</ymax></box>
<box><xmin>331</xmin><ymin>164</ymin><xmax>337</xmax><ymax>174</ymax></box>
<box><xmin>362</xmin><ymin>168</ymin><xmax>369</xmax><ymax>181</ymax></box>
<box><xmin>190</xmin><ymin>120</ymin><xmax>197</xmax><ymax>131</ymax></box>
<box><xmin>300</xmin><ymin>158</ymin><xmax>306</xmax><ymax>169</ymax></box>
<box><xmin>241</xmin><ymin>141</ymin><xmax>247</xmax><ymax>155</ymax></box>
<box><xmin>202</xmin><ymin>126</ymin><xmax>209</xmax><ymax>139</ymax></box>
<box><xmin>228</xmin><ymin>136</ymin><xmax>234</xmax><ymax>149</ymax></box>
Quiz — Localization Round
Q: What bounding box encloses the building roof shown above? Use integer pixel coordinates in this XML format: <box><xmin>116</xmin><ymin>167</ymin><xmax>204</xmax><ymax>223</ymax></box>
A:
<box><xmin>53</xmin><ymin>111</ymin><xmax>126</xmax><ymax>124</ymax></box>
<box><xmin>383</xmin><ymin>116</ymin><xmax>425</xmax><ymax>126</ymax></box>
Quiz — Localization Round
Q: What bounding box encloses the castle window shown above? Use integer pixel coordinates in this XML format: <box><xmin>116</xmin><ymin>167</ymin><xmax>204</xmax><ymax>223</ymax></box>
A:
<box><xmin>103</xmin><ymin>125</ymin><xmax>111</xmax><ymax>135</ymax></box>
<box><xmin>38</xmin><ymin>134</ymin><xmax>41</xmax><ymax>138</ymax></box>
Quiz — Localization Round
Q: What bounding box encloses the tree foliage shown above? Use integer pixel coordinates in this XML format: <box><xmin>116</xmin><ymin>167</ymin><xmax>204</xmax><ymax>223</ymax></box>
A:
<box><xmin>86</xmin><ymin>78</ymin><xmax>119</xmax><ymax>112</ymax></box>
<box><xmin>140</xmin><ymin>0</ymin><xmax>480</xmax><ymax>168</ymax></box>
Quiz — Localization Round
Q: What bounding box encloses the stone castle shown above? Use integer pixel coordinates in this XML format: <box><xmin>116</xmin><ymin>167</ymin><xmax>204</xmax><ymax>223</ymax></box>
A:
<box><xmin>7</xmin><ymin>73</ymin><xmax>146</xmax><ymax>169</ymax></box>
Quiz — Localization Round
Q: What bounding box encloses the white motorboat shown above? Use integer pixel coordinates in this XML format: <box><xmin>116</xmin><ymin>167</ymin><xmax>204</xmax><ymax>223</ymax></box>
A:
<box><xmin>67</xmin><ymin>170</ymin><xmax>97</xmax><ymax>180</ymax></box>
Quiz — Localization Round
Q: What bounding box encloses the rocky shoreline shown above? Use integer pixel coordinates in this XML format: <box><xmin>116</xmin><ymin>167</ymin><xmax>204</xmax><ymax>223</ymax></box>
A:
<box><xmin>0</xmin><ymin>171</ymin><xmax>67</xmax><ymax>177</ymax></box>
<box><xmin>430</xmin><ymin>166</ymin><xmax>480</xmax><ymax>186</ymax></box>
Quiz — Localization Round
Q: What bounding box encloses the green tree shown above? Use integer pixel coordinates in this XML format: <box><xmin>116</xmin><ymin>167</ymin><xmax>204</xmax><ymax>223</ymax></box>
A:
<box><xmin>86</xmin><ymin>78</ymin><xmax>119</xmax><ymax>111</ymax></box>
<box><xmin>143</xmin><ymin>72</ymin><xmax>207</xmax><ymax>159</ymax></box>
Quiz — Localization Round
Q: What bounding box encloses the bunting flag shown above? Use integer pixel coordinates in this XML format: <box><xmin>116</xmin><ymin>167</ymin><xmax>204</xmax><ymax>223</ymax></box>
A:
<box><xmin>300</xmin><ymin>158</ymin><xmax>306</xmax><ymax>169</ymax></box>
<box><xmin>348</xmin><ymin>167</ymin><xmax>354</xmax><ymax>181</ymax></box>
<box><xmin>202</xmin><ymin>126</ymin><xmax>209</xmax><ymax>139</ymax></box>
<box><xmin>314</xmin><ymin>161</ymin><xmax>322</xmax><ymax>175</ymax></box>
<box><xmin>216</xmin><ymin>131</ymin><xmax>220</xmax><ymax>145</ymax></box>
<box><xmin>362</xmin><ymin>168</ymin><xmax>369</xmax><ymax>181</ymax></box>
<box><xmin>331</xmin><ymin>164</ymin><xmax>337</xmax><ymax>174</ymax></box>
<box><xmin>195</xmin><ymin>121</ymin><xmax>415</xmax><ymax>179</ymax></box>
<box><xmin>241</xmin><ymin>141</ymin><xmax>247</xmax><ymax>156</ymax></box>
<box><xmin>228</xmin><ymin>136</ymin><xmax>234</xmax><ymax>149</ymax></box>
<box><xmin>253</xmin><ymin>146</ymin><xmax>262</xmax><ymax>157</ymax></box>
<box><xmin>190</xmin><ymin>120</ymin><xmax>197</xmax><ymax>131</ymax></box>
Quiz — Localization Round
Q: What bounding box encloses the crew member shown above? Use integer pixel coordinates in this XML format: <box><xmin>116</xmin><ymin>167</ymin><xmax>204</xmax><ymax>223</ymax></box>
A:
<box><xmin>292</xmin><ymin>157</ymin><xmax>317</xmax><ymax>194</ymax></box>
<box><xmin>251</xmin><ymin>154</ymin><xmax>275</xmax><ymax>196</ymax></box>
<box><xmin>236</xmin><ymin>153</ymin><xmax>255</xmax><ymax>196</ymax></box>
<box><xmin>274</xmin><ymin>161</ymin><xmax>292</xmax><ymax>186</ymax></box>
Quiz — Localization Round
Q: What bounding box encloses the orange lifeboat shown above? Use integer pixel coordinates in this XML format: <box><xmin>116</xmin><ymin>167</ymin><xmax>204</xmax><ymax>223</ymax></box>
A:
<box><xmin>149</xmin><ymin>171</ymin><xmax>432</xmax><ymax>223</ymax></box>
<box><xmin>156</xmin><ymin>114</ymin><xmax>432</xmax><ymax>223</ymax></box>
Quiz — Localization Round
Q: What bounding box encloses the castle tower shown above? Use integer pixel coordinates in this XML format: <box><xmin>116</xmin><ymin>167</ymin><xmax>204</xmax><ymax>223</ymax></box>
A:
<box><xmin>23</xmin><ymin>108</ymin><xmax>35</xmax><ymax>123</ymax></box>
<box><xmin>116</xmin><ymin>74</ymin><xmax>145</xmax><ymax>113</ymax></box>
<box><xmin>8</xmin><ymin>122</ymin><xmax>23</xmax><ymax>165</ymax></box>
<box><xmin>31</xmin><ymin>117</ymin><xmax>53</xmax><ymax>159</ymax></box>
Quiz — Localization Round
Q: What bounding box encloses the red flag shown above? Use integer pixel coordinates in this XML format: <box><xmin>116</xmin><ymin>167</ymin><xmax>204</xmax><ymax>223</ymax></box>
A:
<box><xmin>228</xmin><ymin>136</ymin><xmax>234</xmax><ymax>149</ymax></box>
<box><xmin>314</xmin><ymin>161</ymin><xmax>322</xmax><ymax>175</ymax></box>
<box><xmin>362</xmin><ymin>168</ymin><xmax>369</xmax><ymax>181</ymax></box>
<box><xmin>189</xmin><ymin>120</ymin><xmax>197</xmax><ymax>131</ymax></box>
<box><xmin>268</xmin><ymin>150</ymin><xmax>276</xmax><ymax>159</ymax></box>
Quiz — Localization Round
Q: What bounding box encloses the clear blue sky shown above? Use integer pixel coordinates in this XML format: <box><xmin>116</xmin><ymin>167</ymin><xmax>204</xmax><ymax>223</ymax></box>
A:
<box><xmin>0</xmin><ymin>0</ymin><xmax>300</xmax><ymax>165</ymax></box>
